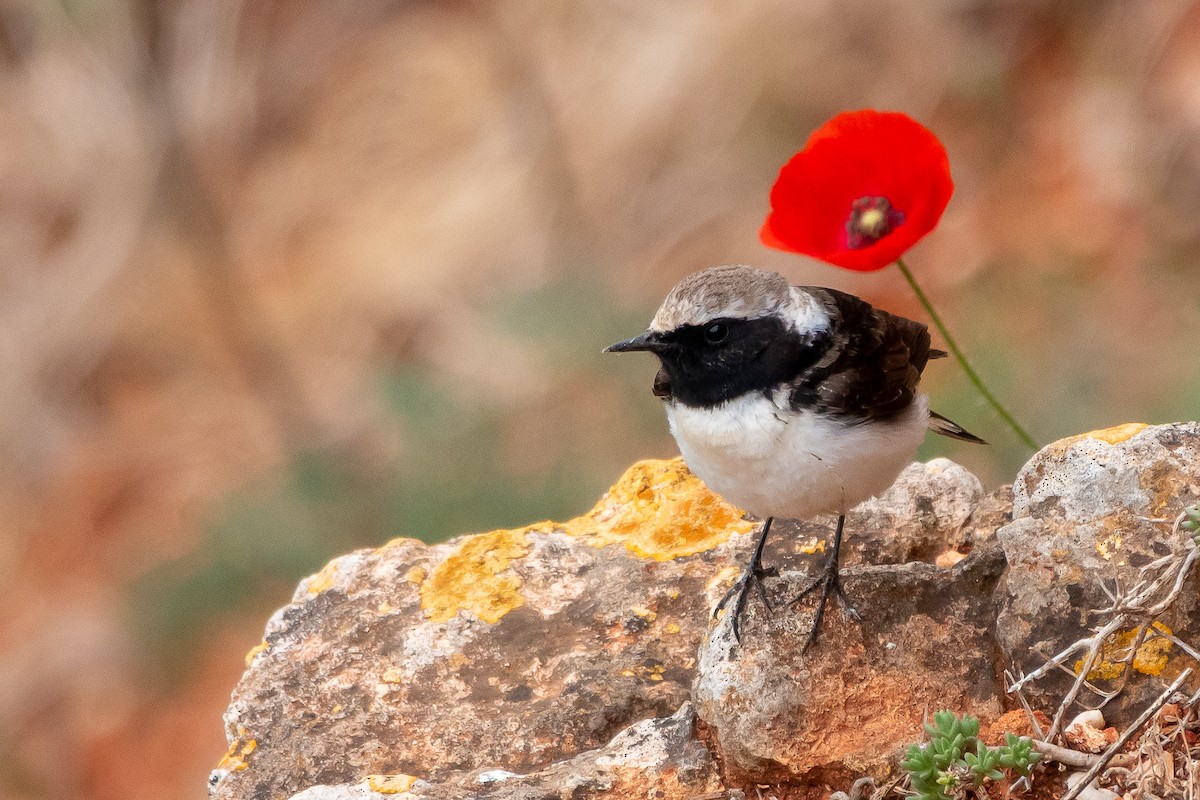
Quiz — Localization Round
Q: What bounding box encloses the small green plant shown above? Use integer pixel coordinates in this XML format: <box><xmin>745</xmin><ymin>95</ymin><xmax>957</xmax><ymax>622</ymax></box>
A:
<box><xmin>1183</xmin><ymin>504</ymin><xmax>1199</xmax><ymax>546</ymax></box>
<box><xmin>901</xmin><ymin>711</ymin><xmax>1040</xmax><ymax>800</ymax></box>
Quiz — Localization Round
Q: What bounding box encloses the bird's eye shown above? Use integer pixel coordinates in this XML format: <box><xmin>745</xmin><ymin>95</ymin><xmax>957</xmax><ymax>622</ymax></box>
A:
<box><xmin>703</xmin><ymin>322</ymin><xmax>728</xmax><ymax>344</ymax></box>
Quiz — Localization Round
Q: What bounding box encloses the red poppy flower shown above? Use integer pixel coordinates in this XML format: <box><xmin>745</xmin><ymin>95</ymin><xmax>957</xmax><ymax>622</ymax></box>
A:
<box><xmin>760</xmin><ymin>110</ymin><xmax>954</xmax><ymax>271</ymax></box>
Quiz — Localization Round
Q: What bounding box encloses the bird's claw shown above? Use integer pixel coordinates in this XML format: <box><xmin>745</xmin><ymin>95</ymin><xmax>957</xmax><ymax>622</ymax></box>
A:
<box><xmin>713</xmin><ymin>565</ymin><xmax>776</xmax><ymax>644</ymax></box>
<box><xmin>791</xmin><ymin>559</ymin><xmax>861</xmax><ymax>652</ymax></box>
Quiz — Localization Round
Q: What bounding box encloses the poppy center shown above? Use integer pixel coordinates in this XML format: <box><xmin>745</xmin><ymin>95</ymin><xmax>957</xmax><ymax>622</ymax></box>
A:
<box><xmin>846</xmin><ymin>196</ymin><xmax>904</xmax><ymax>249</ymax></box>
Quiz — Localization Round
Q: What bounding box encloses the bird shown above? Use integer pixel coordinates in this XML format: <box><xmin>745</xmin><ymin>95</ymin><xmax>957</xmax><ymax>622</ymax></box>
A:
<box><xmin>605</xmin><ymin>264</ymin><xmax>984</xmax><ymax>650</ymax></box>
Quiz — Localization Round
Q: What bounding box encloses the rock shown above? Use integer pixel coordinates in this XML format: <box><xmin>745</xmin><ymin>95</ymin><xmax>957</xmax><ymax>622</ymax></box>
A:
<box><xmin>692</xmin><ymin>542</ymin><xmax>1007</xmax><ymax>783</ymax></box>
<box><xmin>211</xmin><ymin>423</ymin><xmax>1200</xmax><ymax>800</ymax></box>
<box><xmin>996</xmin><ymin>422</ymin><xmax>1200</xmax><ymax>722</ymax></box>
<box><xmin>211</xmin><ymin>454</ymin><xmax>997</xmax><ymax>800</ymax></box>
<box><xmin>848</xmin><ymin>458</ymin><xmax>990</xmax><ymax>563</ymax></box>
<box><xmin>283</xmin><ymin>704</ymin><xmax>722</xmax><ymax>800</ymax></box>
<box><xmin>760</xmin><ymin>458</ymin><xmax>993</xmax><ymax>575</ymax></box>
<box><xmin>1066</xmin><ymin>771</ymin><xmax>1123</xmax><ymax>800</ymax></box>
<box><xmin>211</xmin><ymin>458</ymin><xmax>751</xmax><ymax>800</ymax></box>
<box><xmin>289</xmin><ymin>784</ymin><xmax>404</xmax><ymax>800</ymax></box>
<box><xmin>982</xmin><ymin>708</ymin><xmax>1050</xmax><ymax>744</ymax></box>
<box><xmin>1062</xmin><ymin>709</ymin><xmax>1117</xmax><ymax>754</ymax></box>
<box><xmin>1063</xmin><ymin>721</ymin><xmax>1115</xmax><ymax>754</ymax></box>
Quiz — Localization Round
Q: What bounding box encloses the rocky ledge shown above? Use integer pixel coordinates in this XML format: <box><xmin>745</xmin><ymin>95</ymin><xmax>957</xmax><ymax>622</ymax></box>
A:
<box><xmin>209</xmin><ymin>422</ymin><xmax>1200</xmax><ymax>800</ymax></box>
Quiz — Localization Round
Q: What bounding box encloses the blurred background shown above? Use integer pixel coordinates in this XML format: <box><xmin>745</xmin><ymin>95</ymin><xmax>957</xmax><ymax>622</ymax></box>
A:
<box><xmin>1</xmin><ymin>0</ymin><xmax>1199</xmax><ymax>797</ymax></box>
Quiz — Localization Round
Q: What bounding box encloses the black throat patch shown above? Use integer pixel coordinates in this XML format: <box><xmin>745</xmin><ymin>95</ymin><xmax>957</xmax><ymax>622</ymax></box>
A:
<box><xmin>651</xmin><ymin>316</ymin><xmax>831</xmax><ymax>408</ymax></box>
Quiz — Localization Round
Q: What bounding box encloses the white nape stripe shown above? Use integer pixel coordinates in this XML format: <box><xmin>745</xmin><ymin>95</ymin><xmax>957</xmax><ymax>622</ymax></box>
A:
<box><xmin>784</xmin><ymin>286</ymin><xmax>831</xmax><ymax>337</ymax></box>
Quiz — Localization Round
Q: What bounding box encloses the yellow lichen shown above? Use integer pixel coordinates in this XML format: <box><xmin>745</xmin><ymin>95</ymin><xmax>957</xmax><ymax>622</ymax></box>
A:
<box><xmin>376</xmin><ymin>536</ymin><xmax>428</xmax><ymax>558</ymax></box>
<box><xmin>708</xmin><ymin>565</ymin><xmax>741</xmax><ymax>594</ymax></box>
<box><xmin>305</xmin><ymin>560</ymin><xmax>340</xmax><ymax>595</ymax></box>
<box><xmin>405</xmin><ymin>458</ymin><xmax>751</xmax><ymax>625</ymax></box>
<box><xmin>380</xmin><ymin>667</ymin><xmax>404</xmax><ymax>684</ymax></box>
<box><xmin>243</xmin><ymin>641</ymin><xmax>268</xmax><ymax>667</ymax></box>
<box><xmin>1074</xmin><ymin>622</ymin><xmax>1174</xmax><ymax>680</ymax></box>
<box><xmin>1058</xmin><ymin>422</ymin><xmax>1150</xmax><ymax>448</ymax></box>
<box><xmin>795</xmin><ymin>536</ymin><xmax>827</xmax><ymax>555</ymax></box>
<box><xmin>365</xmin><ymin>774</ymin><xmax>418</xmax><ymax>794</ymax></box>
<box><xmin>631</xmin><ymin>606</ymin><xmax>657</xmax><ymax>622</ymax></box>
<box><xmin>551</xmin><ymin>458</ymin><xmax>755</xmax><ymax>560</ymax></box>
<box><xmin>419</xmin><ymin>528</ymin><xmax>531</xmax><ymax>623</ymax></box>
<box><xmin>1095</xmin><ymin>533</ymin><xmax>1123</xmax><ymax>561</ymax></box>
<box><xmin>622</xmin><ymin>662</ymin><xmax>667</xmax><ymax>682</ymax></box>
<box><xmin>1085</xmin><ymin>422</ymin><xmax>1149</xmax><ymax>444</ymax></box>
<box><xmin>665</xmin><ymin>622</ymin><xmax>681</xmax><ymax>635</ymax></box>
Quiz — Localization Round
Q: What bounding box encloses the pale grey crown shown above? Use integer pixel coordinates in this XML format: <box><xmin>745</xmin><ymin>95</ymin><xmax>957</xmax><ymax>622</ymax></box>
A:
<box><xmin>649</xmin><ymin>264</ymin><xmax>826</xmax><ymax>334</ymax></box>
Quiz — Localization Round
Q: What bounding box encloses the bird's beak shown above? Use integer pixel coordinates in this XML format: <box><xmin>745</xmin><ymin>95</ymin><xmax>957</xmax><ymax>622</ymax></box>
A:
<box><xmin>604</xmin><ymin>330</ymin><xmax>666</xmax><ymax>354</ymax></box>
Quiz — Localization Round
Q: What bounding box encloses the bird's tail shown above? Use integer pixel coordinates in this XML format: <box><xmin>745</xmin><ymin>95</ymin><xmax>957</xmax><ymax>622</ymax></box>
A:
<box><xmin>929</xmin><ymin>410</ymin><xmax>987</xmax><ymax>444</ymax></box>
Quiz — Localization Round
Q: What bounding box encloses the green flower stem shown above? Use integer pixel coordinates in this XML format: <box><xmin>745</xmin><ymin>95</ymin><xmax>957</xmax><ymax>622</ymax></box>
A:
<box><xmin>895</xmin><ymin>257</ymin><xmax>1038</xmax><ymax>452</ymax></box>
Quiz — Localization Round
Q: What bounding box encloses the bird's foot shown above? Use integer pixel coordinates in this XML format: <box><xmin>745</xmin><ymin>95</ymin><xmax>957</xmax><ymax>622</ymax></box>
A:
<box><xmin>791</xmin><ymin>559</ymin><xmax>861</xmax><ymax>653</ymax></box>
<box><xmin>713</xmin><ymin>564</ymin><xmax>778</xmax><ymax>644</ymax></box>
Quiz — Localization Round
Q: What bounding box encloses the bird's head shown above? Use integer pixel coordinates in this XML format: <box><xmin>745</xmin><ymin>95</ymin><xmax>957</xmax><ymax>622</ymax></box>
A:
<box><xmin>605</xmin><ymin>265</ymin><xmax>831</xmax><ymax>407</ymax></box>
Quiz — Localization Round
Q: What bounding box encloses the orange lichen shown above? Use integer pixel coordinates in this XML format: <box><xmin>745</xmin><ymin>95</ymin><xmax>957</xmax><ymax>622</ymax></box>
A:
<box><xmin>419</xmin><ymin>528</ymin><xmax>531</xmax><ymax>623</ymax></box>
<box><xmin>551</xmin><ymin>458</ymin><xmax>755</xmax><ymax>560</ymax></box>
<box><xmin>1074</xmin><ymin>622</ymin><xmax>1174</xmax><ymax>680</ymax></box>
<box><xmin>365</xmin><ymin>774</ymin><xmax>418</xmax><ymax>794</ymax></box>
<box><xmin>216</xmin><ymin>729</ymin><xmax>257</xmax><ymax>773</ymax></box>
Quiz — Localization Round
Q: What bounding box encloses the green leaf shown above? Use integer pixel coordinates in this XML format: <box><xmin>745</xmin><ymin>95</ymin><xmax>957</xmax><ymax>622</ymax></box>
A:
<box><xmin>961</xmin><ymin>716</ymin><xmax>980</xmax><ymax>739</ymax></box>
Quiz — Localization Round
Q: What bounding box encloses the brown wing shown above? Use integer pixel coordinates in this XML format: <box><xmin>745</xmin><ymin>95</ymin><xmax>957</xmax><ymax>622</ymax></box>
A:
<box><xmin>791</xmin><ymin>287</ymin><xmax>933</xmax><ymax>421</ymax></box>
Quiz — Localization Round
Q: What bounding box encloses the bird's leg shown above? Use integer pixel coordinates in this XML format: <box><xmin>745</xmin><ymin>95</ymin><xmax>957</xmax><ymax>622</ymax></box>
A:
<box><xmin>713</xmin><ymin>516</ymin><xmax>776</xmax><ymax>643</ymax></box>
<box><xmin>791</xmin><ymin>514</ymin><xmax>861</xmax><ymax>652</ymax></box>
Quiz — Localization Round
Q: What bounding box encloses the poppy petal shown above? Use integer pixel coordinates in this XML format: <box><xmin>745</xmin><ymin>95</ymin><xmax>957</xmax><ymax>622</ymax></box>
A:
<box><xmin>761</xmin><ymin>110</ymin><xmax>953</xmax><ymax>271</ymax></box>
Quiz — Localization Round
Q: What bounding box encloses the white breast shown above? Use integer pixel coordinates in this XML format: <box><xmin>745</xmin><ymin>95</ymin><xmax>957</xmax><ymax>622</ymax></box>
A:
<box><xmin>664</xmin><ymin>392</ymin><xmax>929</xmax><ymax>519</ymax></box>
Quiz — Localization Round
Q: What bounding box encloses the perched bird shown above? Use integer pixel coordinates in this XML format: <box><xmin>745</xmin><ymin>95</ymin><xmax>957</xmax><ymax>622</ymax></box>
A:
<box><xmin>606</xmin><ymin>264</ymin><xmax>984</xmax><ymax>650</ymax></box>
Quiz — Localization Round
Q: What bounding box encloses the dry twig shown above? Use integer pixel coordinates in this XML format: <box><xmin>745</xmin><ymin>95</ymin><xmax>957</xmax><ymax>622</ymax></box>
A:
<box><xmin>1005</xmin><ymin>668</ymin><xmax>1047</xmax><ymax>740</ymax></box>
<box><xmin>1059</xmin><ymin>669</ymin><xmax>1193</xmax><ymax>800</ymax></box>
<box><xmin>1008</xmin><ymin>509</ymin><xmax>1199</xmax><ymax>741</ymax></box>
